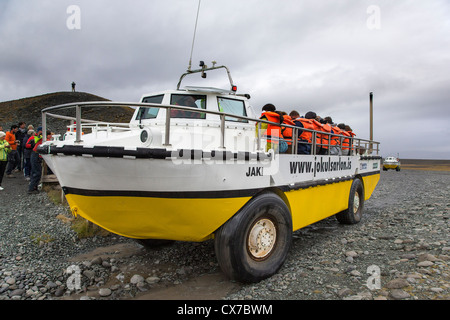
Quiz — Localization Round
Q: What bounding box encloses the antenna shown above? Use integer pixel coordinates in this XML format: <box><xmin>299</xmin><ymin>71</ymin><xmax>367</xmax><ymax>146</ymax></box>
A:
<box><xmin>188</xmin><ymin>0</ymin><xmax>202</xmax><ymax>71</ymax></box>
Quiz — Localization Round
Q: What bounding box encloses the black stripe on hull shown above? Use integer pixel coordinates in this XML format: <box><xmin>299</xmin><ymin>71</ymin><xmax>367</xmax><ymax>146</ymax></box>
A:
<box><xmin>63</xmin><ymin>171</ymin><xmax>379</xmax><ymax>199</ymax></box>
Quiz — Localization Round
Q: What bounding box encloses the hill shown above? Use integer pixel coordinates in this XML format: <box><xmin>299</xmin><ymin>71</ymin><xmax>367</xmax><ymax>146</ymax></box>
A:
<box><xmin>0</xmin><ymin>92</ymin><xmax>135</xmax><ymax>134</ymax></box>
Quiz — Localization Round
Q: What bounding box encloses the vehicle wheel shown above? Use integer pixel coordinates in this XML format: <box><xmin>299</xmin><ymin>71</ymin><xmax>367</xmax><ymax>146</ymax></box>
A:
<box><xmin>336</xmin><ymin>178</ymin><xmax>365</xmax><ymax>225</ymax></box>
<box><xmin>214</xmin><ymin>192</ymin><xmax>292</xmax><ymax>283</ymax></box>
<box><xmin>135</xmin><ymin>239</ymin><xmax>175</xmax><ymax>249</ymax></box>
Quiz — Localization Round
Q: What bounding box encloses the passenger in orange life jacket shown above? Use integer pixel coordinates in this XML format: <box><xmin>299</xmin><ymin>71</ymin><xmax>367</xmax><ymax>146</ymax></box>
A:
<box><xmin>345</xmin><ymin>125</ymin><xmax>356</xmax><ymax>155</ymax></box>
<box><xmin>338</xmin><ymin>123</ymin><xmax>351</xmax><ymax>156</ymax></box>
<box><xmin>322</xmin><ymin>116</ymin><xmax>341</xmax><ymax>156</ymax></box>
<box><xmin>304</xmin><ymin>111</ymin><xmax>325</xmax><ymax>154</ymax></box>
<box><xmin>280</xmin><ymin>112</ymin><xmax>296</xmax><ymax>154</ymax></box>
<box><xmin>289</xmin><ymin>110</ymin><xmax>313</xmax><ymax>155</ymax></box>
<box><xmin>257</xmin><ymin>104</ymin><xmax>287</xmax><ymax>153</ymax></box>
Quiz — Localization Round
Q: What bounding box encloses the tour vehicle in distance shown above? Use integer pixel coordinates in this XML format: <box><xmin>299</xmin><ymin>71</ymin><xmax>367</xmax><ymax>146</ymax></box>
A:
<box><xmin>383</xmin><ymin>156</ymin><xmax>401</xmax><ymax>171</ymax></box>
<box><xmin>38</xmin><ymin>61</ymin><xmax>381</xmax><ymax>283</ymax></box>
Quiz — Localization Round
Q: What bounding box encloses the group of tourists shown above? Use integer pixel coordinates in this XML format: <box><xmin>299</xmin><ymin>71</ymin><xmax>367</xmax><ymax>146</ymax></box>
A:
<box><xmin>258</xmin><ymin>104</ymin><xmax>356</xmax><ymax>155</ymax></box>
<box><xmin>0</xmin><ymin>122</ymin><xmax>46</xmax><ymax>194</ymax></box>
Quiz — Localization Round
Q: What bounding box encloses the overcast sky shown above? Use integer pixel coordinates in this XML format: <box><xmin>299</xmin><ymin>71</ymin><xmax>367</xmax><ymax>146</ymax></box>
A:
<box><xmin>1</xmin><ymin>0</ymin><xmax>449</xmax><ymax>159</ymax></box>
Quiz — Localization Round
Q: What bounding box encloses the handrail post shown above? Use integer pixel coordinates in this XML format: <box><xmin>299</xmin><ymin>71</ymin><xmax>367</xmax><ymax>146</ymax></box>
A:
<box><xmin>163</xmin><ymin>108</ymin><xmax>172</xmax><ymax>147</ymax></box>
<box><xmin>75</xmin><ymin>105</ymin><xmax>82</xmax><ymax>143</ymax></box>
<box><xmin>220</xmin><ymin>114</ymin><xmax>226</xmax><ymax>149</ymax></box>
<box><xmin>291</xmin><ymin>128</ymin><xmax>296</xmax><ymax>154</ymax></box>
<box><xmin>257</xmin><ymin>122</ymin><xmax>262</xmax><ymax>151</ymax></box>
<box><xmin>327</xmin><ymin>132</ymin><xmax>331</xmax><ymax>155</ymax></box>
<box><xmin>42</xmin><ymin>112</ymin><xmax>47</xmax><ymax>143</ymax></box>
<box><xmin>312</xmin><ymin>132</ymin><xmax>316</xmax><ymax>155</ymax></box>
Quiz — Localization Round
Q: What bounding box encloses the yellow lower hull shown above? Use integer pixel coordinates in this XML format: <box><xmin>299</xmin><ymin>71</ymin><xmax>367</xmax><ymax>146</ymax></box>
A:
<box><xmin>66</xmin><ymin>173</ymin><xmax>380</xmax><ymax>242</ymax></box>
<box><xmin>66</xmin><ymin>195</ymin><xmax>250</xmax><ymax>242</ymax></box>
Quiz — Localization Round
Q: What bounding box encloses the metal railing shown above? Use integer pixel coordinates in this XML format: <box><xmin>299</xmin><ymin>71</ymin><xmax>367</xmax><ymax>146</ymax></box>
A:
<box><xmin>41</xmin><ymin>101</ymin><xmax>380</xmax><ymax>157</ymax></box>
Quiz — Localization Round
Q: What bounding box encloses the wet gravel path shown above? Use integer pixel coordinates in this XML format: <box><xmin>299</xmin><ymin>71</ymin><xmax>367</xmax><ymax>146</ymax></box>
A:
<box><xmin>0</xmin><ymin>169</ymin><xmax>448</xmax><ymax>300</ymax></box>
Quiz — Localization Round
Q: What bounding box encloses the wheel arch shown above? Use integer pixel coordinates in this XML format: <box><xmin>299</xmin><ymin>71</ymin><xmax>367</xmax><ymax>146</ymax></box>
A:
<box><xmin>213</xmin><ymin>187</ymin><xmax>292</xmax><ymax>237</ymax></box>
<box><xmin>252</xmin><ymin>187</ymin><xmax>292</xmax><ymax>216</ymax></box>
<box><xmin>354</xmin><ymin>174</ymin><xmax>365</xmax><ymax>197</ymax></box>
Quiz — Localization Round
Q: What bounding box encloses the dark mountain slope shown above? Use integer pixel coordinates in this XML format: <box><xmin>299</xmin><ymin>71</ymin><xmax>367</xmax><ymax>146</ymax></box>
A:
<box><xmin>0</xmin><ymin>92</ymin><xmax>134</xmax><ymax>134</ymax></box>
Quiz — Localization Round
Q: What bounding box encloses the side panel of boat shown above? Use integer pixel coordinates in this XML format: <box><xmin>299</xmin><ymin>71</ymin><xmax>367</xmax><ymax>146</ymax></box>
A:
<box><xmin>43</xmin><ymin>152</ymin><xmax>380</xmax><ymax>242</ymax></box>
<box><xmin>65</xmin><ymin>194</ymin><xmax>250</xmax><ymax>241</ymax></box>
<box><xmin>286</xmin><ymin>171</ymin><xmax>379</xmax><ymax>231</ymax></box>
<box><xmin>362</xmin><ymin>172</ymin><xmax>380</xmax><ymax>200</ymax></box>
<box><xmin>287</xmin><ymin>179</ymin><xmax>353</xmax><ymax>231</ymax></box>
<box><xmin>43</xmin><ymin>154</ymin><xmax>271</xmax><ymax>242</ymax></box>
<box><xmin>275</xmin><ymin>155</ymin><xmax>380</xmax><ymax>231</ymax></box>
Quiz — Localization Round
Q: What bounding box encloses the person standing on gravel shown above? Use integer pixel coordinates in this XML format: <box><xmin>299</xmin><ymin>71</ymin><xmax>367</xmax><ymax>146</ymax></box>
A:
<box><xmin>23</xmin><ymin>129</ymin><xmax>35</xmax><ymax>181</ymax></box>
<box><xmin>5</xmin><ymin>125</ymin><xmax>20</xmax><ymax>178</ymax></box>
<box><xmin>15</xmin><ymin>122</ymin><xmax>27</xmax><ymax>172</ymax></box>
<box><xmin>27</xmin><ymin>127</ymin><xmax>43</xmax><ymax>194</ymax></box>
<box><xmin>0</xmin><ymin>131</ymin><xmax>11</xmax><ymax>191</ymax></box>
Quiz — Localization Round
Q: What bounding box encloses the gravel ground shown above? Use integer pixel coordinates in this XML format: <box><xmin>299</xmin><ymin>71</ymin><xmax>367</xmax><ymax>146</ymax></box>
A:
<box><xmin>0</xmin><ymin>168</ymin><xmax>448</xmax><ymax>300</ymax></box>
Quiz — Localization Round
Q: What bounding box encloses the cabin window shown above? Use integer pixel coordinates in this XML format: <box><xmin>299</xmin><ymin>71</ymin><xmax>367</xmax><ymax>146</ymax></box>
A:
<box><xmin>170</xmin><ymin>94</ymin><xmax>207</xmax><ymax>119</ymax></box>
<box><xmin>217</xmin><ymin>97</ymin><xmax>248</xmax><ymax>123</ymax></box>
<box><xmin>138</xmin><ymin>95</ymin><xmax>164</xmax><ymax>119</ymax></box>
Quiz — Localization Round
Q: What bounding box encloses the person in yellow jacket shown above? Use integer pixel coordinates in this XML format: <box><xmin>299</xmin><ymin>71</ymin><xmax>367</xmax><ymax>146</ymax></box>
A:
<box><xmin>0</xmin><ymin>131</ymin><xmax>12</xmax><ymax>190</ymax></box>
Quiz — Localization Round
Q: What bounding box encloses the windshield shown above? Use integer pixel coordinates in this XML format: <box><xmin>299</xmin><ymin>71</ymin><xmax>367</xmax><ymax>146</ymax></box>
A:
<box><xmin>218</xmin><ymin>97</ymin><xmax>248</xmax><ymax>122</ymax></box>
<box><xmin>170</xmin><ymin>94</ymin><xmax>206</xmax><ymax>119</ymax></box>
<box><xmin>138</xmin><ymin>95</ymin><xmax>164</xmax><ymax>119</ymax></box>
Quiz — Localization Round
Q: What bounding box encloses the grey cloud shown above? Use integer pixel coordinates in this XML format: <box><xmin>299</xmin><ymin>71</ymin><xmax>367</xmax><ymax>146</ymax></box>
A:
<box><xmin>0</xmin><ymin>0</ymin><xmax>449</xmax><ymax>159</ymax></box>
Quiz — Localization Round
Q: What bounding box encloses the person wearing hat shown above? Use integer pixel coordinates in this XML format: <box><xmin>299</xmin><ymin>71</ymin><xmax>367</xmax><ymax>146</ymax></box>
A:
<box><xmin>0</xmin><ymin>131</ymin><xmax>12</xmax><ymax>191</ymax></box>
<box><xmin>28</xmin><ymin>126</ymin><xmax>43</xmax><ymax>194</ymax></box>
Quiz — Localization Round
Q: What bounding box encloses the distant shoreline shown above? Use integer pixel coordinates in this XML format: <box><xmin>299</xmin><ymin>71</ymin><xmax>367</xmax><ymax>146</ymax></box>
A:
<box><xmin>398</xmin><ymin>159</ymin><xmax>450</xmax><ymax>172</ymax></box>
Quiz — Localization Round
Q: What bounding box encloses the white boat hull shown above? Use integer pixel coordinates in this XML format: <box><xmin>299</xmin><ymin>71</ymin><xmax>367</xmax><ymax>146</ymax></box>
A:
<box><xmin>42</xmin><ymin>146</ymin><xmax>380</xmax><ymax>241</ymax></box>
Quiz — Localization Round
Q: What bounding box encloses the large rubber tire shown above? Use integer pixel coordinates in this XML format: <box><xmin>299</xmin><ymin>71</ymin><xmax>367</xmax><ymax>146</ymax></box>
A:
<box><xmin>336</xmin><ymin>178</ymin><xmax>365</xmax><ymax>225</ymax></box>
<box><xmin>214</xmin><ymin>193</ymin><xmax>292</xmax><ymax>283</ymax></box>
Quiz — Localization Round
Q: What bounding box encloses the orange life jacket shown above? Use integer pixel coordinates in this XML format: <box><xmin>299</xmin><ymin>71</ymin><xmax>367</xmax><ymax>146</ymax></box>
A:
<box><xmin>310</xmin><ymin>120</ymin><xmax>331</xmax><ymax>149</ymax></box>
<box><xmin>292</xmin><ymin>118</ymin><xmax>314</xmax><ymax>143</ymax></box>
<box><xmin>260</xmin><ymin>112</ymin><xmax>282</xmax><ymax>146</ymax></box>
<box><xmin>339</xmin><ymin>129</ymin><xmax>351</xmax><ymax>150</ymax></box>
<box><xmin>281</xmin><ymin>116</ymin><xmax>295</xmax><ymax>145</ymax></box>
<box><xmin>309</xmin><ymin>120</ymin><xmax>324</xmax><ymax>148</ymax></box>
<box><xmin>348</xmin><ymin>130</ymin><xmax>356</xmax><ymax>152</ymax></box>
<box><xmin>331</xmin><ymin>125</ymin><xmax>343</xmax><ymax>146</ymax></box>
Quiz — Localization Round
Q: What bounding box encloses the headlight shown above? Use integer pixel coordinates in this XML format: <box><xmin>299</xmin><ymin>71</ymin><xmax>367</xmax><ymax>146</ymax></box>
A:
<box><xmin>140</xmin><ymin>129</ymin><xmax>153</xmax><ymax>146</ymax></box>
